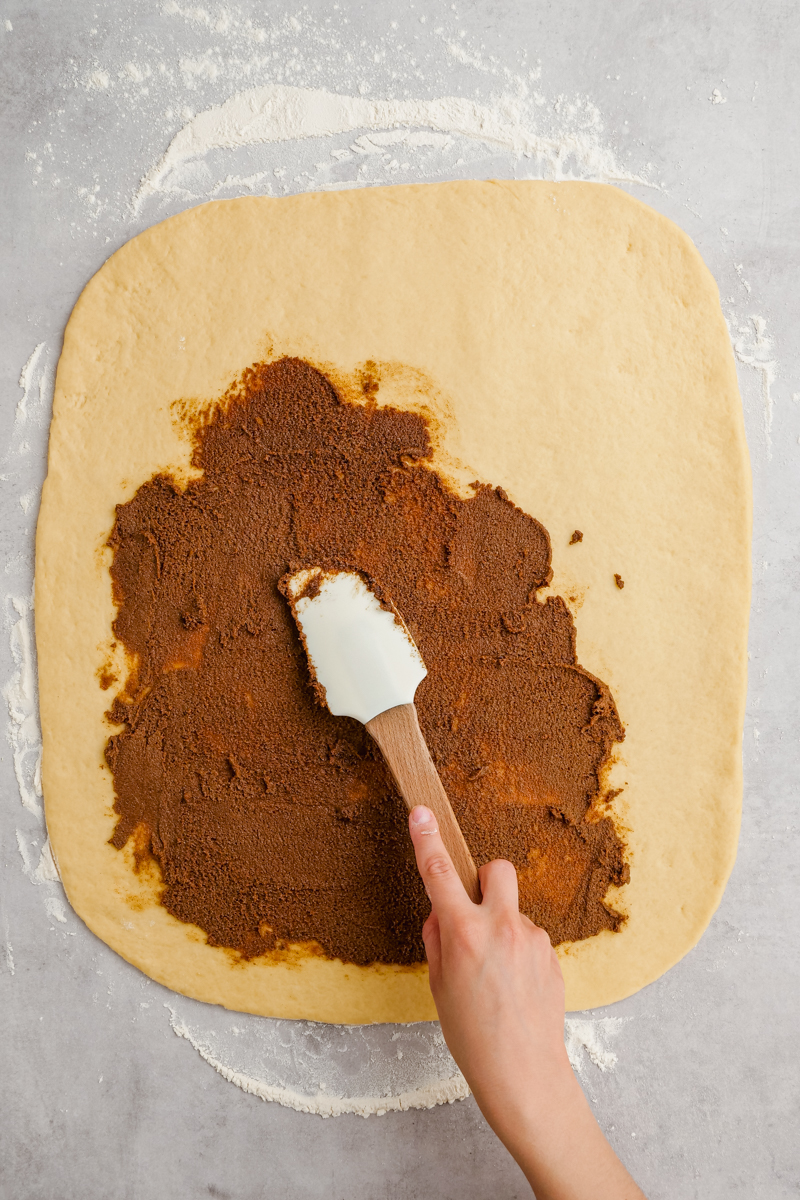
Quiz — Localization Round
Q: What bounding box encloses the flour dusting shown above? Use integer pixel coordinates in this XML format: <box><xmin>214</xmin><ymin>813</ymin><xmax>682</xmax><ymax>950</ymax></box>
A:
<box><xmin>17</xmin><ymin>343</ymin><xmax>46</xmax><ymax>426</ymax></box>
<box><xmin>35</xmin><ymin>837</ymin><xmax>61</xmax><ymax>883</ymax></box>
<box><xmin>565</xmin><ymin>1017</ymin><xmax>625</xmax><ymax>1073</ymax></box>
<box><xmin>166</xmin><ymin>999</ymin><xmax>624</xmax><ymax>1117</ymax></box>
<box><xmin>733</xmin><ymin>315</ymin><xmax>777</xmax><ymax>458</ymax></box>
<box><xmin>4</xmin><ymin>346</ymin><xmax>66</xmax><ymax>935</ymax></box>
<box><xmin>4</xmin><ymin>593</ymin><xmax>42</xmax><ymax>816</ymax></box>
<box><xmin>44</xmin><ymin>895</ymin><xmax>68</xmax><ymax>924</ymax></box>
<box><xmin>166</xmin><ymin>1001</ymin><xmax>469</xmax><ymax>1117</ymax></box>
<box><xmin>4</xmin><ymin>346</ymin><xmax>49</xmax><ymax>821</ymax></box>
<box><xmin>134</xmin><ymin>82</ymin><xmax>651</xmax><ymax>211</ymax></box>
<box><xmin>25</xmin><ymin>3</ymin><xmax>658</xmax><ymax>237</ymax></box>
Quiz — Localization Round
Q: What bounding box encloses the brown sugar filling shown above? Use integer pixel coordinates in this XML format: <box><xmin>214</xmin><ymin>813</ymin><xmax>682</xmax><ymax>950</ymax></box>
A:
<box><xmin>105</xmin><ymin>357</ymin><xmax>628</xmax><ymax>966</ymax></box>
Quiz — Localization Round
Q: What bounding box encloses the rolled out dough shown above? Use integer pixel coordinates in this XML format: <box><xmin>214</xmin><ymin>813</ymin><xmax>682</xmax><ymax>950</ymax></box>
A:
<box><xmin>35</xmin><ymin>181</ymin><xmax>751</xmax><ymax>1022</ymax></box>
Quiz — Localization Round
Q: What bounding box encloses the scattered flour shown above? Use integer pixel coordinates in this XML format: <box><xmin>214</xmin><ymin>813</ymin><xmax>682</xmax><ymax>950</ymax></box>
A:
<box><xmin>165</xmin><ymin>1000</ymin><xmax>624</xmax><ymax>1117</ymax></box>
<box><xmin>4</xmin><ymin>342</ymin><xmax>65</xmax><ymax>978</ymax></box>
<box><xmin>565</xmin><ymin>1017</ymin><xmax>625</xmax><ymax>1073</ymax></box>
<box><xmin>31</xmin><ymin>3</ymin><xmax>658</xmax><ymax>231</ymax></box>
<box><xmin>84</xmin><ymin>68</ymin><xmax>111</xmax><ymax>91</ymax></box>
<box><xmin>735</xmin><ymin>261</ymin><xmax>752</xmax><ymax>294</ymax></box>
<box><xmin>35</xmin><ymin>837</ymin><xmax>61</xmax><ymax>883</ymax></box>
<box><xmin>733</xmin><ymin>315</ymin><xmax>777</xmax><ymax>459</ymax></box>
<box><xmin>4</xmin><ymin>593</ymin><xmax>42</xmax><ymax>816</ymax></box>
<box><xmin>4</xmin><ymin>343</ymin><xmax>51</xmax><ymax>822</ymax></box>
<box><xmin>16</xmin><ymin>343</ymin><xmax>46</xmax><ymax>426</ymax></box>
<box><xmin>5</xmin><ymin>593</ymin><xmax>63</xmax><ymax>886</ymax></box>
<box><xmin>163</xmin><ymin>3</ymin><xmax>236</xmax><ymax>36</ymax></box>
<box><xmin>134</xmin><ymin>82</ymin><xmax>651</xmax><ymax>210</ymax></box>
<box><xmin>166</xmin><ymin>1001</ymin><xmax>469</xmax><ymax>1117</ymax></box>
<box><xmin>44</xmin><ymin>895</ymin><xmax>68</xmax><ymax>924</ymax></box>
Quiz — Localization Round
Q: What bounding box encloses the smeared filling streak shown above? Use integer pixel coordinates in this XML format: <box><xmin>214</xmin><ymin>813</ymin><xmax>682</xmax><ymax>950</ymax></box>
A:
<box><xmin>105</xmin><ymin>358</ymin><xmax>628</xmax><ymax>966</ymax></box>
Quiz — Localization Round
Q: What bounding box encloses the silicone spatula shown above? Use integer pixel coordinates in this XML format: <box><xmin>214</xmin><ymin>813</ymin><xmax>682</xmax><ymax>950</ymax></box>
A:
<box><xmin>281</xmin><ymin>567</ymin><xmax>481</xmax><ymax>903</ymax></box>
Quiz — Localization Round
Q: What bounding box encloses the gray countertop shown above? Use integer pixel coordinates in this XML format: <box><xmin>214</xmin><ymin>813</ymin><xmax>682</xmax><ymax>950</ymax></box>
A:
<box><xmin>2</xmin><ymin>2</ymin><xmax>799</xmax><ymax>1197</ymax></box>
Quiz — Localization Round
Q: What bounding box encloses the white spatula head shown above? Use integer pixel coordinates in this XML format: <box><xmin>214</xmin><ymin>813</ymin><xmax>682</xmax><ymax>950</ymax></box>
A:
<box><xmin>282</xmin><ymin>568</ymin><xmax>427</xmax><ymax>725</ymax></box>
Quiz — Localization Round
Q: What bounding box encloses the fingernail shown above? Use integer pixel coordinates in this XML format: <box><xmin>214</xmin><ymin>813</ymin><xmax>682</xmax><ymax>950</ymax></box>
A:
<box><xmin>410</xmin><ymin>806</ymin><xmax>434</xmax><ymax>827</ymax></box>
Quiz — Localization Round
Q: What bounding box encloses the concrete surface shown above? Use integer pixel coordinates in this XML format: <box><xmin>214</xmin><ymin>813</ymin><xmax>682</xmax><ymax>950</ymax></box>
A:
<box><xmin>2</xmin><ymin>2</ymin><xmax>799</xmax><ymax>1196</ymax></box>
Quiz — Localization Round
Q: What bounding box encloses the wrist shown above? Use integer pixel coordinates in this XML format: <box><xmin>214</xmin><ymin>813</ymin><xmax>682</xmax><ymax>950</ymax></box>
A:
<box><xmin>507</xmin><ymin>1051</ymin><xmax>584</xmax><ymax>1136</ymax></box>
<box><xmin>470</xmin><ymin>1045</ymin><xmax>580</xmax><ymax>1152</ymax></box>
<box><xmin>494</xmin><ymin>1067</ymin><xmax>638</xmax><ymax>1200</ymax></box>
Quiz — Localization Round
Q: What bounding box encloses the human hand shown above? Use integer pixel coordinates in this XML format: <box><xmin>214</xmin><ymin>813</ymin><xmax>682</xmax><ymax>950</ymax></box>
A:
<box><xmin>408</xmin><ymin>804</ymin><xmax>646</xmax><ymax>1200</ymax></box>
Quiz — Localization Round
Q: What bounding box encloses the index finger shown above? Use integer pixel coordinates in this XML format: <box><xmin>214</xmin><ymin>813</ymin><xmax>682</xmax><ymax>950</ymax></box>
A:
<box><xmin>408</xmin><ymin>806</ymin><xmax>476</xmax><ymax>916</ymax></box>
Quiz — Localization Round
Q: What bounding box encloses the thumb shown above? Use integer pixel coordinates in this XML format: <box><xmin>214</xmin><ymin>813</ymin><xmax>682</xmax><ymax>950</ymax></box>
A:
<box><xmin>408</xmin><ymin>806</ymin><xmax>473</xmax><ymax>919</ymax></box>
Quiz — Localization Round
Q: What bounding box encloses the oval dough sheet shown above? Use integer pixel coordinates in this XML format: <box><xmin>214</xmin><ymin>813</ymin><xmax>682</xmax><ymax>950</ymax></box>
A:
<box><xmin>35</xmin><ymin>181</ymin><xmax>751</xmax><ymax>1022</ymax></box>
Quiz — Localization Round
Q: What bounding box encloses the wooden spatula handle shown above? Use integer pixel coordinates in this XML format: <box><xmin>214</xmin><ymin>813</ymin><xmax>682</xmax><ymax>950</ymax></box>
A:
<box><xmin>366</xmin><ymin>703</ymin><xmax>482</xmax><ymax>904</ymax></box>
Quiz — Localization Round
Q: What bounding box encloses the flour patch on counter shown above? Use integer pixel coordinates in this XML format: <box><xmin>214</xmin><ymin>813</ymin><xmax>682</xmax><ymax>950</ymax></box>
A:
<box><xmin>17</xmin><ymin>343</ymin><xmax>46</xmax><ymax>427</ymax></box>
<box><xmin>2</xmin><ymin>344</ymin><xmax>64</xmax><ymax>931</ymax></box>
<box><xmin>165</xmin><ymin>1001</ymin><xmax>469</xmax><ymax>1117</ymax></box>
<box><xmin>4</xmin><ymin>594</ymin><xmax>42</xmax><ymax>817</ymax></box>
<box><xmin>28</xmin><ymin>4</ymin><xmax>657</xmax><ymax>233</ymax></box>
<box><xmin>35</xmin><ymin>837</ymin><xmax>61</xmax><ymax>883</ymax></box>
<box><xmin>165</xmin><ymin>1003</ymin><xmax>627</xmax><ymax>1115</ymax></box>
<box><xmin>83</xmin><ymin>67</ymin><xmax>111</xmax><ymax>91</ymax></box>
<box><xmin>13</xmin><ymin>826</ymin><xmax>62</xmax><ymax>886</ymax></box>
<box><xmin>565</xmin><ymin>1017</ymin><xmax>627</xmax><ymax>1074</ymax></box>
<box><xmin>732</xmin><ymin>315</ymin><xmax>777</xmax><ymax>459</ymax></box>
<box><xmin>44</xmin><ymin>895</ymin><xmax>68</xmax><ymax>924</ymax></box>
<box><xmin>133</xmin><ymin>83</ymin><xmax>652</xmax><ymax>211</ymax></box>
<box><xmin>4</xmin><ymin>347</ymin><xmax>49</xmax><ymax>819</ymax></box>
